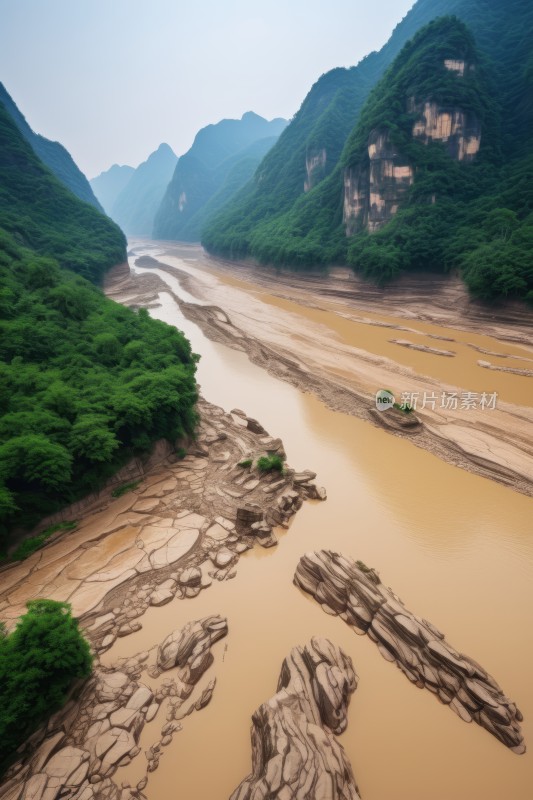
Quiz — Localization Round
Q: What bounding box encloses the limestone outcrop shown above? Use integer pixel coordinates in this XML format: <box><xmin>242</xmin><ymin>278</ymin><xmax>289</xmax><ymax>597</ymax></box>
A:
<box><xmin>344</xmin><ymin>129</ymin><xmax>413</xmax><ymax>234</ymax></box>
<box><xmin>295</xmin><ymin>551</ymin><xmax>525</xmax><ymax>754</ymax></box>
<box><xmin>343</xmin><ymin>57</ymin><xmax>482</xmax><ymax>235</ymax></box>
<box><xmin>230</xmin><ymin>637</ymin><xmax>361</xmax><ymax>800</ymax></box>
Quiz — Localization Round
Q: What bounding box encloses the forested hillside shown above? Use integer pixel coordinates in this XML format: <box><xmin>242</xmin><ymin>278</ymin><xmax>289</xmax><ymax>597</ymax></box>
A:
<box><xmin>0</xmin><ymin>82</ymin><xmax>103</xmax><ymax>211</ymax></box>
<box><xmin>203</xmin><ymin>0</ymin><xmax>533</xmax><ymax>303</ymax></box>
<box><xmin>0</xmin><ymin>102</ymin><xmax>198</xmax><ymax>549</ymax></box>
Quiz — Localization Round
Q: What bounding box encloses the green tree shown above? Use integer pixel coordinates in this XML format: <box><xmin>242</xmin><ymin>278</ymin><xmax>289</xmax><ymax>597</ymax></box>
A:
<box><xmin>0</xmin><ymin>600</ymin><xmax>92</xmax><ymax>776</ymax></box>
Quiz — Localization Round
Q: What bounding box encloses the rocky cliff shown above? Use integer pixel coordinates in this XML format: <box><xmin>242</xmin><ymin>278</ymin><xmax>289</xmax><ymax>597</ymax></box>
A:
<box><xmin>343</xmin><ymin>51</ymin><xmax>483</xmax><ymax>235</ymax></box>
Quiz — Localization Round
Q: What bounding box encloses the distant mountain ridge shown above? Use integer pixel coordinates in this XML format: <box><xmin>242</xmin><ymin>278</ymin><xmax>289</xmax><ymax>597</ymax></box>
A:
<box><xmin>103</xmin><ymin>143</ymin><xmax>178</xmax><ymax>236</ymax></box>
<box><xmin>153</xmin><ymin>112</ymin><xmax>287</xmax><ymax>242</ymax></box>
<box><xmin>90</xmin><ymin>164</ymin><xmax>135</xmax><ymax>215</ymax></box>
<box><xmin>0</xmin><ymin>82</ymin><xmax>103</xmax><ymax>211</ymax></box>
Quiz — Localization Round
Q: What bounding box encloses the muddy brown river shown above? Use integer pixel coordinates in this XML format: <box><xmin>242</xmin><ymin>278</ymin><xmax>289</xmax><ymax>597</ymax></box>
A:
<box><xmin>98</xmin><ymin>242</ymin><xmax>533</xmax><ymax>799</ymax></box>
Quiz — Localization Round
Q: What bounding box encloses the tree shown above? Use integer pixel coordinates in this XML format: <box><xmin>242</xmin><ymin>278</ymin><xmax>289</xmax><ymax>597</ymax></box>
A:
<box><xmin>0</xmin><ymin>600</ymin><xmax>92</xmax><ymax>776</ymax></box>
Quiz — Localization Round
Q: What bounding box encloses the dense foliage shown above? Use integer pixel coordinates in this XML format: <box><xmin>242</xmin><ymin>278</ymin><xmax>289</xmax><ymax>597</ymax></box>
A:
<box><xmin>0</xmin><ymin>82</ymin><xmax>103</xmax><ymax>211</ymax></box>
<box><xmin>202</xmin><ymin>0</ymin><xmax>533</xmax><ymax>303</ymax></box>
<box><xmin>0</xmin><ymin>231</ymin><xmax>198</xmax><ymax>546</ymax></box>
<box><xmin>154</xmin><ymin>112</ymin><xmax>286</xmax><ymax>242</ymax></box>
<box><xmin>0</xmin><ymin>102</ymin><xmax>198</xmax><ymax>548</ymax></box>
<box><xmin>0</xmin><ymin>600</ymin><xmax>92</xmax><ymax>775</ymax></box>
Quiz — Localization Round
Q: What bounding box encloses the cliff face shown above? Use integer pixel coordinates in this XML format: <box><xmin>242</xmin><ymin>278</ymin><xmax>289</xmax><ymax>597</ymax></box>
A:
<box><xmin>344</xmin><ymin>131</ymin><xmax>413</xmax><ymax>234</ymax></box>
<box><xmin>410</xmin><ymin>100</ymin><xmax>481</xmax><ymax>160</ymax></box>
<box><xmin>343</xmin><ymin>56</ymin><xmax>483</xmax><ymax>235</ymax></box>
<box><xmin>304</xmin><ymin>147</ymin><xmax>327</xmax><ymax>191</ymax></box>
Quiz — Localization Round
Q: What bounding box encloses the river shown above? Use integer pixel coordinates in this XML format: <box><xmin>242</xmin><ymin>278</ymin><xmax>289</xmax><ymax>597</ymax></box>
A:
<box><xmin>97</xmin><ymin>241</ymin><xmax>533</xmax><ymax>800</ymax></box>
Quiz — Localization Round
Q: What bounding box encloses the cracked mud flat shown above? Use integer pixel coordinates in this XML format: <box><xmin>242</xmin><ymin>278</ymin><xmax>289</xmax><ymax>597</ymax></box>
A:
<box><xmin>0</xmin><ymin>400</ymin><xmax>324</xmax><ymax>800</ymax></box>
<box><xmin>105</xmin><ymin>245</ymin><xmax>533</xmax><ymax>497</ymax></box>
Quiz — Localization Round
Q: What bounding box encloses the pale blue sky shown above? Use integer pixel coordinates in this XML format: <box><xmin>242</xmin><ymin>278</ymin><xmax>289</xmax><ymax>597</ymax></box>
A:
<box><xmin>0</xmin><ymin>0</ymin><xmax>414</xmax><ymax>177</ymax></box>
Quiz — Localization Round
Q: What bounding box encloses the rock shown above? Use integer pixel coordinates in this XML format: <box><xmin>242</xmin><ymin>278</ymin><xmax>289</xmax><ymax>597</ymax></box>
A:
<box><xmin>96</xmin><ymin>673</ymin><xmax>129</xmax><ymax>703</ymax></box>
<box><xmin>126</xmin><ymin>686</ymin><xmax>153</xmax><ymax>711</ymax></box>
<box><xmin>236</xmin><ymin>503</ymin><xmax>263</xmax><ymax>530</ymax></box>
<box><xmin>179</xmin><ymin>567</ymin><xmax>202</xmax><ymax>587</ymax></box>
<box><xmin>213</xmin><ymin>547</ymin><xmax>234</xmax><ymax>569</ymax></box>
<box><xmin>145</xmin><ymin>703</ymin><xmax>159</xmax><ymax>723</ymax></box>
<box><xmin>205</xmin><ymin>522</ymin><xmax>229</xmax><ymax>542</ymax></box>
<box><xmin>156</xmin><ymin>616</ymin><xmax>228</xmax><ymax>677</ymax></box>
<box><xmin>294</xmin><ymin>550</ymin><xmax>525</xmax><ymax>754</ymax></box>
<box><xmin>43</xmin><ymin>746</ymin><xmax>89</xmax><ymax>782</ymax></box>
<box><xmin>195</xmin><ymin>679</ymin><xmax>216</xmax><ymax>711</ymax></box>
<box><xmin>98</xmin><ymin>728</ymin><xmax>136</xmax><ymax>771</ymax></box>
<box><xmin>293</xmin><ymin>470</ymin><xmax>317</xmax><ymax>484</ymax></box>
<box><xmin>230</xmin><ymin>637</ymin><xmax>360</xmax><ymax>799</ymax></box>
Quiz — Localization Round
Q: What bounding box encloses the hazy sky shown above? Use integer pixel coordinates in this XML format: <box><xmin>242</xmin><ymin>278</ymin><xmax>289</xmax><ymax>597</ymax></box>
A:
<box><xmin>0</xmin><ymin>0</ymin><xmax>414</xmax><ymax>177</ymax></box>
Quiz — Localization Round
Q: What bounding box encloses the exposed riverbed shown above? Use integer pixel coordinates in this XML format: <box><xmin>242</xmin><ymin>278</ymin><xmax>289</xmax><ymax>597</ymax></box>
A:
<box><xmin>100</xmin><ymin>242</ymin><xmax>532</xmax><ymax>800</ymax></box>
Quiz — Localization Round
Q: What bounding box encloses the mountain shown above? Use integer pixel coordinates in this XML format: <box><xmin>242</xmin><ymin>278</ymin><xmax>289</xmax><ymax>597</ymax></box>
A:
<box><xmin>109</xmin><ymin>143</ymin><xmax>178</xmax><ymax>236</ymax></box>
<box><xmin>153</xmin><ymin>112</ymin><xmax>287</xmax><ymax>242</ymax></box>
<box><xmin>0</xmin><ymin>100</ymin><xmax>197</xmax><ymax>547</ymax></box>
<box><xmin>0</xmin><ymin>82</ymin><xmax>103</xmax><ymax>211</ymax></box>
<box><xmin>202</xmin><ymin>0</ymin><xmax>533</xmax><ymax>303</ymax></box>
<box><xmin>90</xmin><ymin>163</ymin><xmax>135</xmax><ymax>214</ymax></box>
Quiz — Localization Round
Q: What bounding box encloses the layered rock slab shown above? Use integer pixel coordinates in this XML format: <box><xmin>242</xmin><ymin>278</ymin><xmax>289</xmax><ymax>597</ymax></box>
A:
<box><xmin>230</xmin><ymin>637</ymin><xmax>361</xmax><ymax>800</ymax></box>
<box><xmin>295</xmin><ymin>551</ymin><xmax>525</xmax><ymax>754</ymax></box>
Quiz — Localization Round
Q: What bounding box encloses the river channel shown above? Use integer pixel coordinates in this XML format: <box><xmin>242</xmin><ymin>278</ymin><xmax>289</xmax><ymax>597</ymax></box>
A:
<box><xmin>104</xmin><ymin>242</ymin><xmax>533</xmax><ymax>800</ymax></box>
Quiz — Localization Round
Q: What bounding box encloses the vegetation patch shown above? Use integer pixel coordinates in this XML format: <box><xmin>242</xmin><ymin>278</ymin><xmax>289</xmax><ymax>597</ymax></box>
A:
<box><xmin>9</xmin><ymin>520</ymin><xmax>77</xmax><ymax>562</ymax></box>
<box><xmin>256</xmin><ymin>454</ymin><xmax>285</xmax><ymax>473</ymax></box>
<box><xmin>111</xmin><ymin>480</ymin><xmax>141</xmax><ymax>498</ymax></box>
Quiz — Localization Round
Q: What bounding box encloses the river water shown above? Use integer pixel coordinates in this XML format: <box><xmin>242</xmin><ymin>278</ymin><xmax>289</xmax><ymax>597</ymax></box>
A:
<box><xmin>108</xmin><ymin>244</ymin><xmax>533</xmax><ymax>800</ymax></box>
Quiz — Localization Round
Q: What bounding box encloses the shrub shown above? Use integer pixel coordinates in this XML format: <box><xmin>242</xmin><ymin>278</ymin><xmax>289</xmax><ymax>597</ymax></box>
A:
<box><xmin>238</xmin><ymin>458</ymin><xmax>253</xmax><ymax>468</ymax></box>
<box><xmin>256</xmin><ymin>454</ymin><xmax>285</xmax><ymax>473</ymax></box>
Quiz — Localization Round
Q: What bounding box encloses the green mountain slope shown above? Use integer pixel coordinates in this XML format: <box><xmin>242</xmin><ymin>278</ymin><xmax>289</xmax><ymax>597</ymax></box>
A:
<box><xmin>110</xmin><ymin>143</ymin><xmax>178</xmax><ymax>236</ymax></box>
<box><xmin>0</xmin><ymin>82</ymin><xmax>103</xmax><ymax>212</ymax></box>
<box><xmin>202</xmin><ymin>0</ymin><xmax>533</xmax><ymax>302</ymax></box>
<box><xmin>153</xmin><ymin>112</ymin><xmax>287</xmax><ymax>242</ymax></box>
<box><xmin>0</xmin><ymin>101</ymin><xmax>197</xmax><ymax>548</ymax></box>
<box><xmin>90</xmin><ymin>163</ymin><xmax>135</xmax><ymax>214</ymax></box>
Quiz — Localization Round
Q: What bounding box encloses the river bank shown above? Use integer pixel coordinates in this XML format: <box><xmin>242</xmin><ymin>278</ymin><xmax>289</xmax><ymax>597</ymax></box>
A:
<box><xmin>106</xmin><ymin>244</ymin><xmax>533</xmax><ymax>497</ymax></box>
<box><xmin>0</xmin><ymin>399</ymin><xmax>322</xmax><ymax>800</ymax></box>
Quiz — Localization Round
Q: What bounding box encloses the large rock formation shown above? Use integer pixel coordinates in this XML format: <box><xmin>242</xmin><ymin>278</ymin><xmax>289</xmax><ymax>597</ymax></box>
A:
<box><xmin>230</xmin><ymin>637</ymin><xmax>361</xmax><ymax>800</ymax></box>
<box><xmin>295</xmin><ymin>551</ymin><xmax>525</xmax><ymax>754</ymax></box>
<box><xmin>343</xmin><ymin>59</ymin><xmax>482</xmax><ymax>235</ymax></box>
